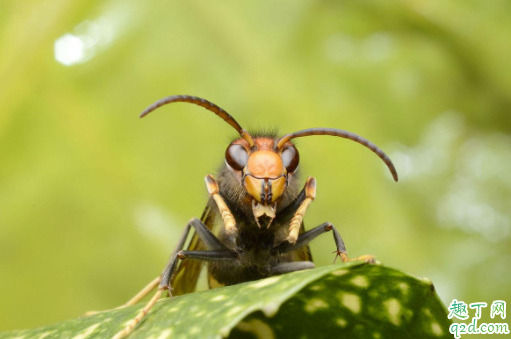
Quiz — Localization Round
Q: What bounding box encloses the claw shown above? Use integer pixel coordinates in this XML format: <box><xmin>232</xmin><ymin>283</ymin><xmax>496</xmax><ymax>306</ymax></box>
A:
<box><xmin>333</xmin><ymin>251</ymin><xmax>375</xmax><ymax>264</ymax></box>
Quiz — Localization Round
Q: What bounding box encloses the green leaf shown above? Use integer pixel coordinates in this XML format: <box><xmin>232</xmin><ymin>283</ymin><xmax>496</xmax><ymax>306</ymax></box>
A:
<box><xmin>0</xmin><ymin>263</ymin><xmax>452</xmax><ymax>339</ymax></box>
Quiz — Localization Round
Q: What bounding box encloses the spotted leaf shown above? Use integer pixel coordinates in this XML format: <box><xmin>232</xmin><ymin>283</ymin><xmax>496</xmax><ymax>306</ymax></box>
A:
<box><xmin>0</xmin><ymin>263</ymin><xmax>452</xmax><ymax>339</ymax></box>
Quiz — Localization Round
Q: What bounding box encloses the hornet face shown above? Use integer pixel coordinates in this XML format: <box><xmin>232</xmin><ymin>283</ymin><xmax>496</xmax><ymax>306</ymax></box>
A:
<box><xmin>225</xmin><ymin>137</ymin><xmax>299</xmax><ymax>228</ymax></box>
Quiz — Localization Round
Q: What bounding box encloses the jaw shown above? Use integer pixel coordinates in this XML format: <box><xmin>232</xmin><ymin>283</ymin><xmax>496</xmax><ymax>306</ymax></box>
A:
<box><xmin>251</xmin><ymin>199</ymin><xmax>277</xmax><ymax>229</ymax></box>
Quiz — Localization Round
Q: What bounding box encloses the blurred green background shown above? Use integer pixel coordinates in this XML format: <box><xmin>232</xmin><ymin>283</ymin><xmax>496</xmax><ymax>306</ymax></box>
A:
<box><xmin>1</xmin><ymin>0</ymin><xmax>510</xmax><ymax>334</ymax></box>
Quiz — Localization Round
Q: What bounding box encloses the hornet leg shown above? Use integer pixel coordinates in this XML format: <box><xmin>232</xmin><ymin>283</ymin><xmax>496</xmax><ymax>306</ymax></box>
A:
<box><xmin>121</xmin><ymin>276</ymin><xmax>161</xmax><ymax>307</ymax></box>
<box><xmin>270</xmin><ymin>261</ymin><xmax>315</xmax><ymax>275</ymax></box>
<box><xmin>112</xmin><ymin>217</ymin><xmax>235</xmax><ymax>339</ymax></box>
<box><xmin>272</xmin><ymin>222</ymin><xmax>374</xmax><ymax>264</ymax></box>
<box><xmin>84</xmin><ymin>276</ymin><xmax>161</xmax><ymax>316</ymax></box>
<box><xmin>287</xmin><ymin>177</ymin><xmax>316</xmax><ymax>244</ymax></box>
<box><xmin>205</xmin><ymin>174</ymin><xmax>237</xmax><ymax>237</ymax></box>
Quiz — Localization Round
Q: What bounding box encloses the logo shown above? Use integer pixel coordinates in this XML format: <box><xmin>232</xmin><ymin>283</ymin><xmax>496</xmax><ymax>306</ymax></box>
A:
<box><xmin>448</xmin><ymin>300</ymin><xmax>509</xmax><ymax>338</ymax></box>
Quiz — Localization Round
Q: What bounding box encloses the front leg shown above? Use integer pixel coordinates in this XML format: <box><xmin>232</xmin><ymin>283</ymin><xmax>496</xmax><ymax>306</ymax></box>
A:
<box><xmin>273</xmin><ymin>222</ymin><xmax>375</xmax><ymax>264</ymax></box>
<box><xmin>287</xmin><ymin>176</ymin><xmax>316</xmax><ymax>244</ymax></box>
<box><xmin>205</xmin><ymin>174</ymin><xmax>237</xmax><ymax>237</ymax></box>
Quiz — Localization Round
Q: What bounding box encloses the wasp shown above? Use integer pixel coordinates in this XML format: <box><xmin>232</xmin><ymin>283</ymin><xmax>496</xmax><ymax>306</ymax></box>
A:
<box><xmin>110</xmin><ymin>95</ymin><xmax>398</xmax><ymax>339</ymax></box>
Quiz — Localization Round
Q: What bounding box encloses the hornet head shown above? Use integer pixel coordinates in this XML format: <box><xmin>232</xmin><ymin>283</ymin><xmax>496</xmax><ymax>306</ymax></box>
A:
<box><xmin>225</xmin><ymin>136</ymin><xmax>300</xmax><ymax>227</ymax></box>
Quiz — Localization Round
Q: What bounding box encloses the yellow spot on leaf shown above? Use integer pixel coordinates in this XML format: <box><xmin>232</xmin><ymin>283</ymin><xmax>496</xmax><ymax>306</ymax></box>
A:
<box><xmin>338</xmin><ymin>293</ymin><xmax>361</xmax><ymax>314</ymax></box>
<box><xmin>156</xmin><ymin>329</ymin><xmax>172</xmax><ymax>339</ymax></box>
<box><xmin>236</xmin><ymin>319</ymin><xmax>276</xmax><ymax>339</ymax></box>
<box><xmin>431</xmin><ymin>322</ymin><xmax>443</xmax><ymax>336</ymax></box>
<box><xmin>336</xmin><ymin>318</ymin><xmax>347</xmax><ymax>328</ymax></box>
<box><xmin>249</xmin><ymin>276</ymin><xmax>281</xmax><ymax>288</ymax></box>
<box><xmin>310</xmin><ymin>284</ymin><xmax>323</xmax><ymax>291</ymax></box>
<box><xmin>404</xmin><ymin>309</ymin><xmax>414</xmax><ymax>321</ymax></box>
<box><xmin>211</xmin><ymin>294</ymin><xmax>227</xmax><ymax>301</ymax></box>
<box><xmin>331</xmin><ymin>269</ymin><xmax>348</xmax><ymax>276</ymax></box>
<box><xmin>71</xmin><ymin>323</ymin><xmax>100</xmax><ymax>339</ymax></box>
<box><xmin>262</xmin><ymin>302</ymin><xmax>280</xmax><ymax>317</ymax></box>
<box><xmin>304</xmin><ymin>298</ymin><xmax>329</xmax><ymax>313</ymax></box>
<box><xmin>37</xmin><ymin>331</ymin><xmax>56</xmax><ymax>339</ymax></box>
<box><xmin>384</xmin><ymin>298</ymin><xmax>402</xmax><ymax>325</ymax></box>
<box><xmin>351</xmin><ymin>275</ymin><xmax>369</xmax><ymax>288</ymax></box>
<box><xmin>398</xmin><ymin>282</ymin><xmax>409</xmax><ymax>295</ymax></box>
<box><xmin>227</xmin><ymin>306</ymin><xmax>243</xmax><ymax>316</ymax></box>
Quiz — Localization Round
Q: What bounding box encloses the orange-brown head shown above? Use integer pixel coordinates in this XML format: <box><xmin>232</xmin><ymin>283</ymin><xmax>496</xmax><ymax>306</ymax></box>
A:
<box><xmin>225</xmin><ymin>137</ymin><xmax>300</xmax><ymax>227</ymax></box>
<box><xmin>225</xmin><ymin>137</ymin><xmax>299</xmax><ymax>223</ymax></box>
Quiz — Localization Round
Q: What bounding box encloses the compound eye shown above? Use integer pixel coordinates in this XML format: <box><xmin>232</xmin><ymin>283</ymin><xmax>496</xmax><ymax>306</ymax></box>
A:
<box><xmin>226</xmin><ymin>144</ymin><xmax>248</xmax><ymax>171</ymax></box>
<box><xmin>281</xmin><ymin>146</ymin><xmax>299</xmax><ymax>173</ymax></box>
